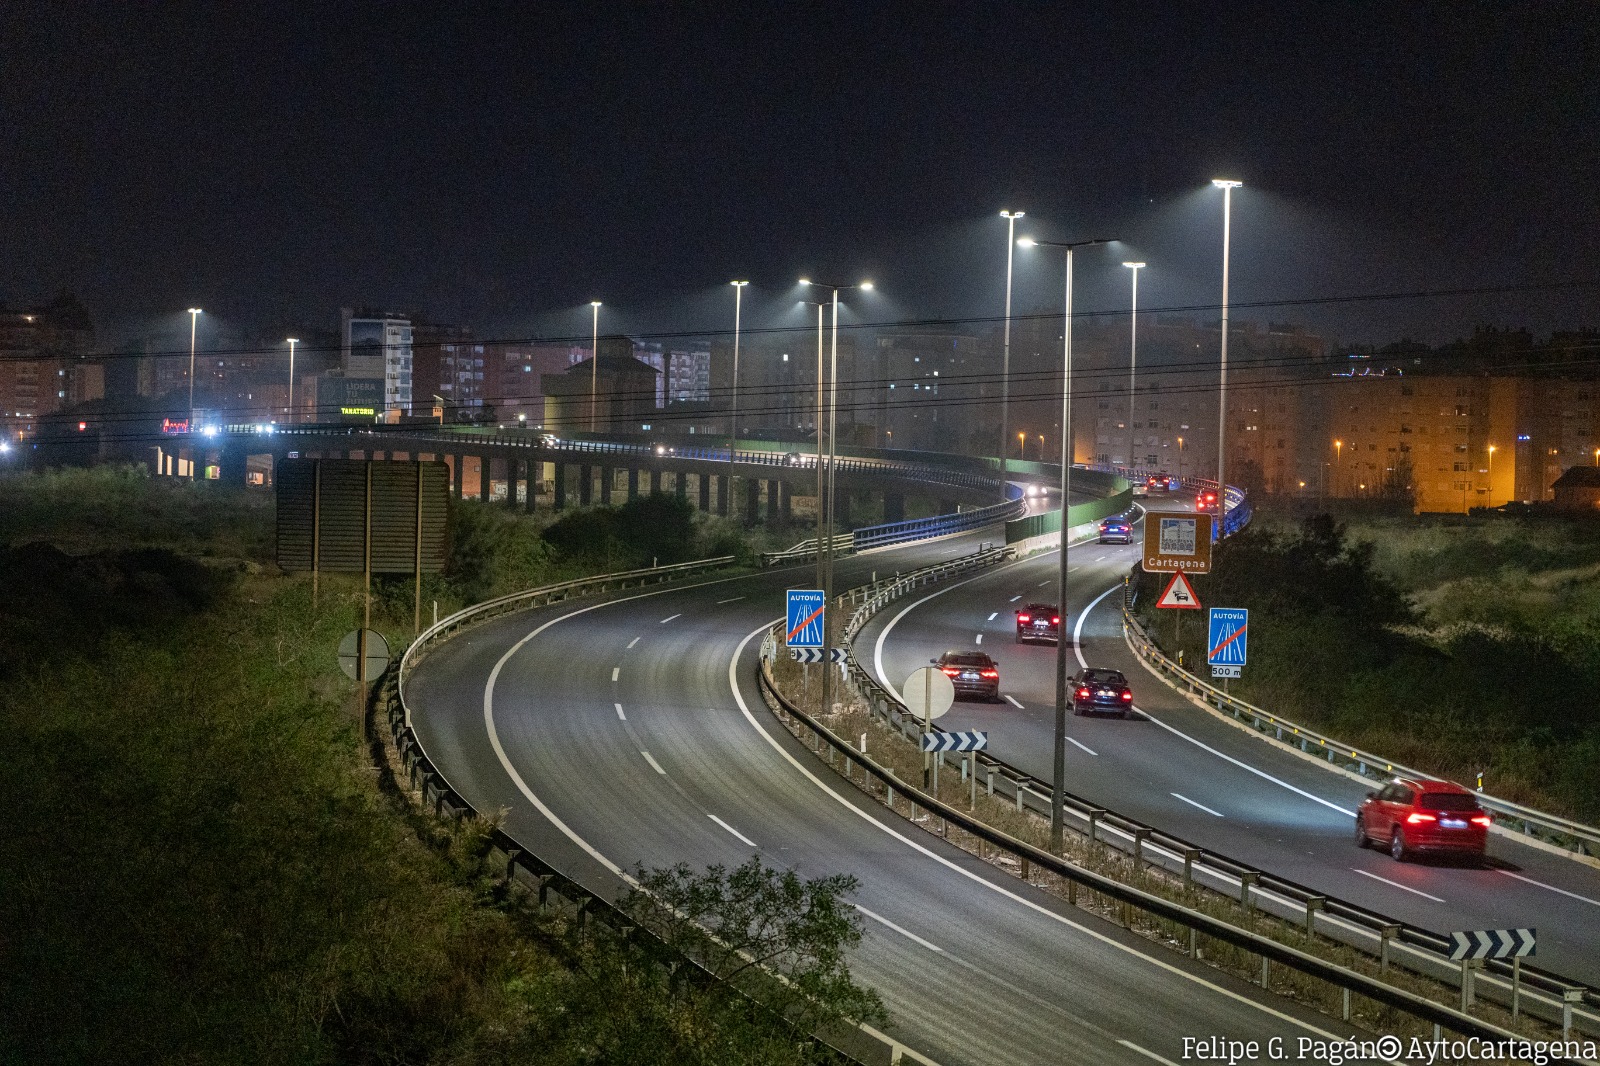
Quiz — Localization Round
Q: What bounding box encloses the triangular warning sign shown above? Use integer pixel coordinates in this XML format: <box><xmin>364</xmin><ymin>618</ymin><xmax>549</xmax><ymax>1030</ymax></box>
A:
<box><xmin>1156</xmin><ymin>570</ymin><xmax>1202</xmax><ymax>610</ymax></box>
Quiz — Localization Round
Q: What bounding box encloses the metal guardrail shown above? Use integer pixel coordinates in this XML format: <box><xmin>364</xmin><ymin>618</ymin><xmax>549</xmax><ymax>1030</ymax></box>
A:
<box><xmin>1121</xmin><ymin>603</ymin><xmax>1600</xmax><ymax>862</ymax></box>
<box><xmin>812</xmin><ymin>552</ymin><xmax>1598</xmax><ymax>1034</ymax></box>
<box><xmin>757</xmin><ymin>627</ymin><xmax>1578</xmax><ymax>1047</ymax></box>
<box><xmin>851</xmin><ymin>486</ymin><xmax>1027</xmax><ymax>552</ymax></box>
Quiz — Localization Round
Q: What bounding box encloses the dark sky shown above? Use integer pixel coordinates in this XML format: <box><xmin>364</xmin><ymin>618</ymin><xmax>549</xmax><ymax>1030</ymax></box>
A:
<box><xmin>4</xmin><ymin>2</ymin><xmax>1597</xmax><ymax>348</ymax></box>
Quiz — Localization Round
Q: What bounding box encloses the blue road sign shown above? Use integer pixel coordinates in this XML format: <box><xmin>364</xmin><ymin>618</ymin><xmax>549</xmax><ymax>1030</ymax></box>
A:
<box><xmin>1207</xmin><ymin>608</ymin><xmax>1248</xmax><ymax>667</ymax></box>
<box><xmin>786</xmin><ymin>589</ymin><xmax>826</xmax><ymax>648</ymax></box>
<box><xmin>921</xmin><ymin>730</ymin><xmax>989</xmax><ymax>753</ymax></box>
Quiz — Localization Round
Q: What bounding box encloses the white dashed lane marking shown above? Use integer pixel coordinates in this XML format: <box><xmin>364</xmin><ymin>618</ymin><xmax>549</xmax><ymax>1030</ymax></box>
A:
<box><xmin>627</xmin><ymin>636</ymin><xmax>641</xmax><ymax>649</ymax></box>
<box><xmin>1067</xmin><ymin>737</ymin><xmax>1098</xmax><ymax>756</ymax></box>
<box><xmin>1352</xmin><ymin>869</ymin><xmax>1445</xmax><ymax>903</ymax></box>
<box><xmin>611</xmin><ymin>667</ymin><xmax>620</xmax><ymax>682</ymax></box>
<box><xmin>1172</xmin><ymin>793</ymin><xmax>1223</xmax><ymax>817</ymax></box>
<box><xmin>1005</xmin><ymin>695</ymin><xmax>1025</xmax><ymax>709</ymax></box>
<box><xmin>615</xmin><ymin>703</ymin><xmax>626</xmax><ymax>720</ymax></box>
<box><xmin>660</xmin><ymin>613</ymin><xmax>681</xmax><ymax>624</ymax></box>
<box><xmin>855</xmin><ymin>905</ymin><xmax>944</xmax><ymax>953</ymax></box>
<box><xmin>641</xmin><ymin>751</ymin><xmax>667</xmax><ymax>775</ymax></box>
<box><xmin>708</xmin><ymin>814</ymin><xmax>756</xmax><ymax>847</ymax></box>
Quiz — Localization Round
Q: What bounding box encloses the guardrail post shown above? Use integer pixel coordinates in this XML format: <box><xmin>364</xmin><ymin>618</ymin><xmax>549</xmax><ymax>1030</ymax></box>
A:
<box><xmin>1379</xmin><ymin>922</ymin><xmax>1401</xmax><ymax>971</ymax></box>
<box><xmin>1341</xmin><ymin>986</ymin><xmax>1351</xmax><ymax>1022</ymax></box>
<box><xmin>1460</xmin><ymin>958</ymin><xmax>1479</xmax><ymax>1012</ymax></box>
<box><xmin>1183</xmin><ymin>848</ymin><xmax>1201</xmax><ymax>890</ymax></box>
<box><xmin>1239</xmin><ymin>871</ymin><xmax>1258</xmax><ymax>910</ymax></box>
<box><xmin>1563</xmin><ymin>988</ymin><xmax>1583</xmax><ymax>1040</ymax></box>
<box><xmin>1087</xmin><ymin>807</ymin><xmax>1107</xmax><ymax>844</ymax></box>
<box><xmin>986</xmin><ymin>766</ymin><xmax>995</xmax><ymax>797</ymax></box>
<box><xmin>1132</xmin><ymin>828</ymin><xmax>1151</xmax><ymax>869</ymax></box>
<box><xmin>1305</xmin><ymin>895</ymin><xmax>1325</xmax><ymax>935</ymax></box>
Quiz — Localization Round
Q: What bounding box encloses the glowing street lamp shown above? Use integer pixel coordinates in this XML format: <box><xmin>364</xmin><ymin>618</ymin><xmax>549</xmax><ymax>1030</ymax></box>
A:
<box><xmin>1123</xmin><ymin>261</ymin><xmax>1146</xmax><ymax>473</ymax></box>
<box><xmin>186</xmin><ymin>308</ymin><xmax>202</xmax><ymax>428</ymax></box>
<box><xmin>729</xmin><ymin>281</ymin><xmax>749</xmax><ymax>488</ymax></box>
<box><xmin>1487</xmin><ymin>444</ymin><xmax>1497</xmax><ymax>507</ymax></box>
<box><xmin>285</xmin><ymin>338</ymin><xmax>299</xmax><ymax>423</ymax></box>
<box><xmin>1212</xmin><ymin>179</ymin><xmax>1242</xmax><ymax>507</ymax></box>
<box><xmin>1000</xmin><ymin>209</ymin><xmax>1025</xmax><ymax>500</ymax></box>
<box><xmin>1017</xmin><ymin>233</ymin><xmax>1116</xmax><ymax>852</ymax></box>
<box><xmin>588</xmin><ymin>301</ymin><xmax>603</xmax><ymax>431</ymax></box>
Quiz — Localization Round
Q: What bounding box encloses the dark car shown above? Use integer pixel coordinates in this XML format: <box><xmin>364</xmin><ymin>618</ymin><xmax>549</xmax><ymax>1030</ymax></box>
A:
<box><xmin>938</xmin><ymin>650</ymin><xmax>1000</xmax><ymax>702</ymax></box>
<box><xmin>1098</xmin><ymin>517</ymin><xmax>1133</xmax><ymax>544</ymax></box>
<box><xmin>1070</xmin><ymin>668</ymin><xmax>1134</xmax><ymax>717</ymax></box>
<box><xmin>1015</xmin><ymin>603</ymin><xmax>1061</xmax><ymax>644</ymax></box>
<box><xmin>1355</xmin><ymin>777</ymin><xmax>1490</xmax><ymax>863</ymax></box>
<box><xmin>1196</xmin><ymin>489</ymin><xmax>1220</xmax><ymax>513</ymax></box>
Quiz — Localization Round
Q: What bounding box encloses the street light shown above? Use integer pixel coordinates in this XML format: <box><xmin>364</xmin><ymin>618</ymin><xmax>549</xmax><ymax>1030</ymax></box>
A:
<box><xmin>1212</xmin><ymin>179</ymin><xmax>1242</xmax><ymax>513</ymax></box>
<box><xmin>1123</xmin><ymin>262</ymin><xmax>1146</xmax><ymax>473</ymax></box>
<box><xmin>1334</xmin><ymin>438</ymin><xmax>1344</xmax><ymax>495</ymax></box>
<box><xmin>186</xmin><ymin>308</ymin><xmax>202</xmax><ymax>428</ymax></box>
<box><xmin>1018</xmin><ymin>234</ymin><xmax>1116</xmax><ymax>852</ymax></box>
<box><xmin>729</xmin><ymin>281</ymin><xmax>749</xmax><ymax>495</ymax></box>
<box><xmin>285</xmin><ymin>338</ymin><xmax>299</xmax><ymax>423</ymax></box>
<box><xmin>799</xmin><ymin>276</ymin><xmax>873</xmax><ymax>724</ymax></box>
<box><xmin>588</xmin><ymin>301</ymin><xmax>603</xmax><ymax>432</ymax></box>
<box><xmin>1000</xmin><ymin>210</ymin><xmax>1025</xmax><ymax>501</ymax></box>
<box><xmin>1177</xmin><ymin>435</ymin><xmax>1185</xmax><ymax>478</ymax></box>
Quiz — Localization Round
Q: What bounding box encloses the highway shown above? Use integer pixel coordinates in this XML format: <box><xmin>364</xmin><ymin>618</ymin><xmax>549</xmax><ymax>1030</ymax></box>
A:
<box><xmin>856</xmin><ymin>495</ymin><xmax>1600</xmax><ymax>987</ymax></box>
<box><xmin>407</xmin><ymin>523</ymin><xmax>1403</xmax><ymax>1065</ymax></box>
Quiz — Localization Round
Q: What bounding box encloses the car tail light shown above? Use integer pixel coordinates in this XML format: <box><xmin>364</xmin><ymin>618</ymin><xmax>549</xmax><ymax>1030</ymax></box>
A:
<box><xmin>940</xmin><ymin>667</ymin><xmax>960</xmax><ymax>677</ymax></box>
<box><xmin>1405</xmin><ymin>812</ymin><xmax>1437</xmax><ymax>824</ymax></box>
<box><xmin>1471</xmin><ymin>815</ymin><xmax>1492</xmax><ymax>826</ymax></box>
<box><xmin>1018</xmin><ymin>614</ymin><xmax>1030</xmax><ymax>624</ymax></box>
<box><xmin>1051</xmin><ymin>616</ymin><xmax>1060</xmax><ymax>625</ymax></box>
<box><xmin>980</xmin><ymin>669</ymin><xmax>998</xmax><ymax>679</ymax></box>
<box><xmin>1120</xmin><ymin>690</ymin><xmax>1133</xmax><ymax>701</ymax></box>
<box><xmin>1075</xmin><ymin>687</ymin><xmax>1090</xmax><ymax>699</ymax></box>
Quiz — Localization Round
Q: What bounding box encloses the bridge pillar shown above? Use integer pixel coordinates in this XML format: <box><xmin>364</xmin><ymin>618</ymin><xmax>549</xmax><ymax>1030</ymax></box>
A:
<box><xmin>220</xmin><ymin>441</ymin><xmax>249</xmax><ymax>486</ymax></box>
<box><xmin>579</xmin><ymin>465</ymin><xmax>592</xmax><ymax>506</ymax></box>
<box><xmin>766</xmin><ymin>480</ymin><xmax>780</xmax><ymax>524</ymax></box>
<box><xmin>716</xmin><ymin>475</ymin><xmax>730</xmax><ymax>517</ymax></box>
<box><xmin>746</xmin><ymin>479</ymin><xmax>761</xmax><ymax>525</ymax></box>
<box><xmin>835</xmin><ymin>491</ymin><xmax>851</xmax><ymax>527</ymax></box>
<box><xmin>505</xmin><ymin>456</ymin><xmax>520</xmax><ymax>508</ymax></box>
<box><xmin>524</xmin><ymin>458</ymin><xmax>537</xmax><ymax>513</ymax></box>
<box><xmin>479</xmin><ymin>454</ymin><xmax>491</xmax><ymax>502</ymax></box>
<box><xmin>782</xmin><ymin>482</ymin><xmax>792</xmax><ymax>522</ymax></box>
<box><xmin>453</xmin><ymin>455</ymin><xmax>465</xmax><ymax>500</ymax></box>
<box><xmin>884</xmin><ymin>492</ymin><xmax>905</xmax><ymax>524</ymax></box>
<box><xmin>554</xmin><ymin>463</ymin><xmax>567</xmax><ymax>510</ymax></box>
<box><xmin>602</xmin><ymin>467</ymin><xmax>615</xmax><ymax>506</ymax></box>
<box><xmin>675</xmin><ymin>471</ymin><xmax>687</xmax><ymax>501</ymax></box>
<box><xmin>627</xmin><ymin>467</ymin><xmax>639</xmax><ymax>501</ymax></box>
<box><xmin>698</xmin><ymin>473</ymin><xmax>711</xmax><ymax>513</ymax></box>
<box><xmin>649</xmin><ymin>469</ymin><xmax>661</xmax><ymax>495</ymax></box>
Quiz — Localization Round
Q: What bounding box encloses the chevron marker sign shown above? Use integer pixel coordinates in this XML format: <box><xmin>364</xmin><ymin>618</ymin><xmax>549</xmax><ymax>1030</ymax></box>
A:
<box><xmin>1448</xmin><ymin>928</ymin><xmax>1535</xmax><ymax>960</ymax></box>
<box><xmin>921</xmin><ymin>730</ymin><xmax>989</xmax><ymax>753</ymax></box>
<box><xmin>790</xmin><ymin>648</ymin><xmax>846</xmax><ymax>664</ymax></box>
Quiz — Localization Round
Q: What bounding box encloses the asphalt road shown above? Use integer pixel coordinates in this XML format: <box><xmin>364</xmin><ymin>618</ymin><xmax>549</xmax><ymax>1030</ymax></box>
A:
<box><xmin>409</xmin><ymin>525</ymin><xmax>1398</xmax><ymax>1065</ymax></box>
<box><xmin>857</xmin><ymin>496</ymin><xmax>1600</xmax><ymax>987</ymax></box>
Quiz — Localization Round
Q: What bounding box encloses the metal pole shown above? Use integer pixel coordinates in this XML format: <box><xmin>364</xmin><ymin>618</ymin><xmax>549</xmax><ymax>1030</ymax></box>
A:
<box><xmin>820</xmin><ymin>291</ymin><xmax>840</xmax><ymax>728</ymax></box>
<box><xmin>311</xmin><ymin>459</ymin><xmax>322</xmax><ymax>609</ymax></box>
<box><xmin>730</xmin><ymin>281</ymin><xmax>746</xmax><ymax>496</ymax></box>
<box><xmin>1000</xmin><ymin>210</ymin><xmax>1023</xmax><ymax>500</ymax></box>
<box><xmin>413</xmin><ymin>460</ymin><xmax>424</xmax><ymax>636</ymax></box>
<box><xmin>589</xmin><ymin>302</ymin><xmax>601</xmax><ymax>432</ymax></box>
<box><xmin>815</xmin><ymin>304</ymin><xmax>825</xmax><ymax>592</ymax></box>
<box><xmin>360</xmin><ymin>459</ymin><xmax>372</xmax><ymax>741</ymax></box>
<box><xmin>287</xmin><ymin>338</ymin><xmax>298</xmax><ymax>423</ymax></box>
<box><xmin>1125</xmin><ymin>263</ymin><xmax>1143</xmax><ymax>473</ymax></box>
<box><xmin>187</xmin><ymin>309</ymin><xmax>198</xmax><ymax>429</ymax></box>
<box><xmin>1216</xmin><ymin>183</ymin><xmax>1236</xmax><ymax>501</ymax></box>
<box><xmin>1051</xmin><ymin>248</ymin><xmax>1075</xmax><ymax>853</ymax></box>
<box><xmin>922</xmin><ymin>667</ymin><xmax>932</xmax><ymax>788</ymax></box>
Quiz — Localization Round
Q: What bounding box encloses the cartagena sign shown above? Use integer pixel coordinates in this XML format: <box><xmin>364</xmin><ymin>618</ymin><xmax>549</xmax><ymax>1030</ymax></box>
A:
<box><xmin>1142</xmin><ymin>510</ymin><xmax>1212</xmax><ymax>574</ymax></box>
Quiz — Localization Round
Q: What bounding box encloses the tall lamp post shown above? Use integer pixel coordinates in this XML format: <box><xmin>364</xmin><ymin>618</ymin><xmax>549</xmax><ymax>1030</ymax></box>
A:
<box><xmin>588</xmin><ymin>301</ymin><xmax>603</xmax><ymax>432</ymax></box>
<box><xmin>1122</xmin><ymin>262</ymin><xmax>1145</xmax><ymax>473</ymax></box>
<box><xmin>285</xmin><ymin>337</ymin><xmax>299</xmax><ymax>423</ymax></box>
<box><xmin>186</xmin><ymin>308</ymin><xmax>203</xmax><ymax>427</ymax></box>
<box><xmin>1486</xmin><ymin>444</ymin><xmax>1497</xmax><ymax>507</ymax></box>
<box><xmin>799</xmin><ymin>277</ymin><xmax>873</xmax><ymax>723</ymax></box>
<box><xmin>1018</xmin><ymin>235</ymin><xmax>1115</xmax><ymax>852</ymax></box>
<box><xmin>729</xmin><ymin>280</ymin><xmax>749</xmax><ymax>490</ymax></box>
<box><xmin>1212</xmin><ymin>179</ymin><xmax>1242</xmax><ymax>516</ymax></box>
<box><xmin>1334</xmin><ymin>438</ymin><xmax>1344</xmax><ymax>497</ymax></box>
<box><xmin>999</xmin><ymin>210</ymin><xmax>1025</xmax><ymax>501</ymax></box>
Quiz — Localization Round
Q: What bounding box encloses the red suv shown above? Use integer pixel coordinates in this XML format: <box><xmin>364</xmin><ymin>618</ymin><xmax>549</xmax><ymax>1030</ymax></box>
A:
<box><xmin>1355</xmin><ymin>777</ymin><xmax>1491</xmax><ymax>862</ymax></box>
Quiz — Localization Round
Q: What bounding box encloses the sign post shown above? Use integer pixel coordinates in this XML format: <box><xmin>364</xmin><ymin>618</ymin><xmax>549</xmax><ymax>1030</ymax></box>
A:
<box><xmin>1448</xmin><ymin>928</ymin><xmax>1535</xmax><ymax>1016</ymax></box>
<box><xmin>904</xmin><ymin>665</ymin><xmax>955</xmax><ymax>790</ymax></box>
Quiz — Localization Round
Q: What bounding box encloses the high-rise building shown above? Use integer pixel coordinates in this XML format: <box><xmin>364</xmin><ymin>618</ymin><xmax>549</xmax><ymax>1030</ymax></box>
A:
<box><xmin>0</xmin><ymin>293</ymin><xmax>95</xmax><ymax>441</ymax></box>
<box><xmin>341</xmin><ymin>308</ymin><xmax>413</xmax><ymax>420</ymax></box>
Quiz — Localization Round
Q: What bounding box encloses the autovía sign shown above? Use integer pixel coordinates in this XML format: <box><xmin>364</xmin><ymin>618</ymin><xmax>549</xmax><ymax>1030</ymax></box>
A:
<box><xmin>1207</xmin><ymin>608</ymin><xmax>1248</xmax><ymax>679</ymax></box>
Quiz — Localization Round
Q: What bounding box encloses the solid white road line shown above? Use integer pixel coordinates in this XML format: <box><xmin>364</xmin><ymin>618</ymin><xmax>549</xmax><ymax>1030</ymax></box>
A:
<box><xmin>1118</xmin><ymin>1040</ymin><xmax>1182</xmax><ymax>1066</ymax></box>
<box><xmin>1352</xmin><ymin>868</ymin><xmax>1446</xmax><ymax>903</ymax></box>
<box><xmin>1067</xmin><ymin>737</ymin><xmax>1098</xmax><ymax>757</ymax></box>
<box><xmin>1009</xmin><ymin>595</ymin><xmax>1022</xmax><ymax>602</ymax></box>
<box><xmin>1074</xmin><ymin>583</ymin><xmax>1358</xmax><ymax>819</ymax></box>
<box><xmin>708</xmin><ymin>814</ymin><xmax>756</xmax><ymax>847</ymax></box>
<box><xmin>1499</xmin><ymin>870</ymin><xmax>1600</xmax><ymax>907</ymax></box>
<box><xmin>855</xmin><ymin>904</ymin><xmax>944</xmax><ymax>952</ymax></box>
<box><xmin>611</xmin><ymin>667</ymin><xmax>620</xmax><ymax>682</ymax></box>
<box><xmin>975</xmin><ymin>634</ymin><xmax>983</xmax><ymax>644</ymax></box>
<box><xmin>660</xmin><ymin>613</ymin><xmax>681</xmax><ymax>623</ymax></box>
<box><xmin>717</xmin><ymin>596</ymin><xmax>745</xmax><ymax>604</ymax></box>
<box><xmin>615</xmin><ymin>703</ymin><xmax>626</xmax><ymax>720</ymax></box>
<box><xmin>1005</xmin><ymin>695</ymin><xmax>1025</xmax><ymax>709</ymax></box>
<box><xmin>988</xmin><ymin>612</ymin><xmax>998</xmax><ymax>621</ymax></box>
<box><xmin>1171</xmin><ymin>793</ymin><xmax>1224</xmax><ymax>818</ymax></box>
<box><xmin>641</xmin><ymin>751</ymin><xmax>667</xmax><ymax>775</ymax></box>
<box><xmin>627</xmin><ymin>636</ymin><xmax>641</xmax><ymax>649</ymax></box>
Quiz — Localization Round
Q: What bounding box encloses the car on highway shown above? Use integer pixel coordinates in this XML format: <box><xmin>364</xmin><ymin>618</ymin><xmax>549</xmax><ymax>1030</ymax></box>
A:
<box><xmin>1099</xmin><ymin>517</ymin><xmax>1134</xmax><ymax>543</ymax></box>
<box><xmin>1355</xmin><ymin>777</ymin><xmax>1491</xmax><ymax>863</ymax></box>
<box><xmin>1014</xmin><ymin>603</ymin><xmax>1060</xmax><ymax>644</ymax></box>
<box><xmin>937</xmin><ymin>650</ymin><xmax>1000</xmax><ymax>702</ymax></box>
<box><xmin>1196</xmin><ymin>488</ymin><xmax>1220</xmax><ymax>513</ymax></box>
<box><xmin>1070</xmin><ymin>667</ymin><xmax>1135</xmax><ymax>717</ymax></box>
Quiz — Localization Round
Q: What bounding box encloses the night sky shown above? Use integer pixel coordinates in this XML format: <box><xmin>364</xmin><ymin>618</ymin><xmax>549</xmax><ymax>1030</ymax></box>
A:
<box><xmin>5</xmin><ymin>2</ymin><xmax>1597</xmax><ymax>348</ymax></box>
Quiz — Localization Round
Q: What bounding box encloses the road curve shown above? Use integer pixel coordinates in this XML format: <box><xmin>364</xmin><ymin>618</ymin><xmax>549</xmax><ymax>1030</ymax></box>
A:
<box><xmin>408</xmin><ymin>530</ymin><xmax>1393</xmax><ymax>1065</ymax></box>
<box><xmin>857</xmin><ymin>501</ymin><xmax>1600</xmax><ymax>987</ymax></box>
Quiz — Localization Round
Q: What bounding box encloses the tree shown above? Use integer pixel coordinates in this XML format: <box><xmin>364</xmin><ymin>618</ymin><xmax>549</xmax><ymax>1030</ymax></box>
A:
<box><xmin>621</xmin><ymin>857</ymin><xmax>886</xmax><ymax>1037</ymax></box>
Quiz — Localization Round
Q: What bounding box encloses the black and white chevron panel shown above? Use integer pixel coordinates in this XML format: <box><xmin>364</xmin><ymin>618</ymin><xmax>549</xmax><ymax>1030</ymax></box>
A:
<box><xmin>921</xmin><ymin>730</ymin><xmax>990</xmax><ymax>753</ymax></box>
<box><xmin>1448</xmin><ymin>928</ymin><xmax>1536</xmax><ymax>960</ymax></box>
